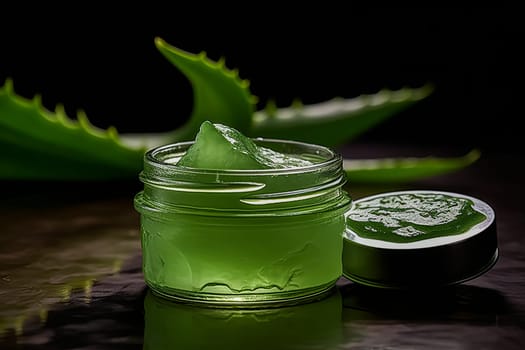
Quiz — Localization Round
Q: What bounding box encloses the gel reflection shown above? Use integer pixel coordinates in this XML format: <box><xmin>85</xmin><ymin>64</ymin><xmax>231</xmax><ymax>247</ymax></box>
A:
<box><xmin>143</xmin><ymin>290</ymin><xmax>343</xmax><ymax>350</ymax></box>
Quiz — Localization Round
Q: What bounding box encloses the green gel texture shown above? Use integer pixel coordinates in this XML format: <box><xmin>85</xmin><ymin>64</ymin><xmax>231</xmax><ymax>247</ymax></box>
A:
<box><xmin>177</xmin><ymin>121</ymin><xmax>314</xmax><ymax>169</ymax></box>
<box><xmin>346</xmin><ymin>193</ymin><xmax>487</xmax><ymax>243</ymax></box>
<box><xmin>136</xmin><ymin>122</ymin><xmax>350</xmax><ymax>304</ymax></box>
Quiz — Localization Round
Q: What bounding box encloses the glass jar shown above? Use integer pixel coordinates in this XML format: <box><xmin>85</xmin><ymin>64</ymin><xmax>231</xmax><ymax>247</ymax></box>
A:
<box><xmin>134</xmin><ymin>139</ymin><xmax>351</xmax><ymax>307</ymax></box>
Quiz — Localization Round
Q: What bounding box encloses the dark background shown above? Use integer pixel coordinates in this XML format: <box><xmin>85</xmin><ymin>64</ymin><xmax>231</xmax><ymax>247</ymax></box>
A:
<box><xmin>2</xmin><ymin>8</ymin><xmax>525</xmax><ymax>349</ymax></box>
<box><xmin>1</xmin><ymin>6</ymin><xmax>522</xmax><ymax>154</ymax></box>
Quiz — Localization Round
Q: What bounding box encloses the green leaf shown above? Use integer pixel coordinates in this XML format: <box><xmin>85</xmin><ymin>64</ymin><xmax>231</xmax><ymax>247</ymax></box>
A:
<box><xmin>250</xmin><ymin>85</ymin><xmax>433</xmax><ymax>147</ymax></box>
<box><xmin>0</xmin><ymin>79</ymin><xmax>144</xmax><ymax>180</ymax></box>
<box><xmin>343</xmin><ymin>150</ymin><xmax>480</xmax><ymax>184</ymax></box>
<box><xmin>154</xmin><ymin>37</ymin><xmax>257</xmax><ymax>141</ymax></box>
<box><xmin>0</xmin><ymin>38</ymin><xmax>260</xmax><ymax>180</ymax></box>
<box><xmin>0</xmin><ymin>38</ymin><xmax>473</xmax><ymax>183</ymax></box>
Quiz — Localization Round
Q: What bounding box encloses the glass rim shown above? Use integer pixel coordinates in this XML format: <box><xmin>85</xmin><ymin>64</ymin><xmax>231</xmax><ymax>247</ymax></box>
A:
<box><xmin>145</xmin><ymin>138</ymin><xmax>342</xmax><ymax>177</ymax></box>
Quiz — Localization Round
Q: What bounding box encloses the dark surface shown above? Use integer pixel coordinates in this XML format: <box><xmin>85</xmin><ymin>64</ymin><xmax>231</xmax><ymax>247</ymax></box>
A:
<box><xmin>1</xmin><ymin>145</ymin><xmax>524</xmax><ymax>349</ymax></box>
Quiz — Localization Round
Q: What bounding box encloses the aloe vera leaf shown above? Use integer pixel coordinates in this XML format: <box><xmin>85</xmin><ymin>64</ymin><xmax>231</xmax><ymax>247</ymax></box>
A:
<box><xmin>0</xmin><ymin>38</ymin><xmax>472</xmax><ymax>183</ymax></box>
<box><xmin>154</xmin><ymin>38</ymin><xmax>257</xmax><ymax>141</ymax></box>
<box><xmin>0</xmin><ymin>79</ymin><xmax>144</xmax><ymax>180</ymax></box>
<box><xmin>250</xmin><ymin>85</ymin><xmax>433</xmax><ymax>147</ymax></box>
<box><xmin>343</xmin><ymin>150</ymin><xmax>480</xmax><ymax>184</ymax></box>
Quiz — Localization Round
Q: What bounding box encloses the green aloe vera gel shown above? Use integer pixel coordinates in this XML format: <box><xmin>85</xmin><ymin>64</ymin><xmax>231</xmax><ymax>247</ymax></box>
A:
<box><xmin>346</xmin><ymin>192</ymin><xmax>487</xmax><ymax>243</ymax></box>
<box><xmin>135</xmin><ymin>122</ymin><xmax>497</xmax><ymax>301</ymax></box>
<box><xmin>134</xmin><ymin>121</ymin><xmax>351</xmax><ymax>306</ymax></box>
<box><xmin>343</xmin><ymin>190</ymin><xmax>497</xmax><ymax>289</ymax></box>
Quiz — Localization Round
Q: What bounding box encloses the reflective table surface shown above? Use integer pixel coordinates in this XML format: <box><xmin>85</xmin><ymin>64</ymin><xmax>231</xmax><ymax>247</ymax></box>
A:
<box><xmin>1</xmin><ymin>145</ymin><xmax>524</xmax><ymax>349</ymax></box>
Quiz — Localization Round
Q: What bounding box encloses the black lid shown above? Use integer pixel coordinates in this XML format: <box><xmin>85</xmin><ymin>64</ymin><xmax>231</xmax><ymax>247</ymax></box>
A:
<box><xmin>342</xmin><ymin>190</ymin><xmax>497</xmax><ymax>289</ymax></box>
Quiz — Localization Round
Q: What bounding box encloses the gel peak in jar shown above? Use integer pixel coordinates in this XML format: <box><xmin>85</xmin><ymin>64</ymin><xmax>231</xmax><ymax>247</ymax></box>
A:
<box><xmin>134</xmin><ymin>121</ymin><xmax>351</xmax><ymax>307</ymax></box>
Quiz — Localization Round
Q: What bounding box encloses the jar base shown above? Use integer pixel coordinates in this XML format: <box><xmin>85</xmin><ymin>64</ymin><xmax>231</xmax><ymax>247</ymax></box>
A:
<box><xmin>147</xmin><ymin>281</ymin><xmax>337</xmax><ymax>309</ymax></box>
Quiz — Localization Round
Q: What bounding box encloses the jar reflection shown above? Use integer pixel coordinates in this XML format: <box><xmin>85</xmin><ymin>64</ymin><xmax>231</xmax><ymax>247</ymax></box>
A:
<box><xmin>143</xmin><ymin>290</ymin><xmax>343</xmax><ymax>350</ymax></box>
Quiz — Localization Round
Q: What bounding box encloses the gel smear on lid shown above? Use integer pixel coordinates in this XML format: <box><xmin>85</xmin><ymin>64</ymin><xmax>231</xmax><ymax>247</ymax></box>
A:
<box><xmin>342</xmin><ymin>190</ymin><xmax>497</xmax><ymax>289</ymax></box>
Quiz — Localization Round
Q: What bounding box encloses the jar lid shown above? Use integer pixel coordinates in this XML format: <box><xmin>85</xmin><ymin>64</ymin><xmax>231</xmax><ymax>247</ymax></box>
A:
<box><xmin>342</xmin><ymin>190</ymin><xmax>498</xmax><ymax>289</ymax></box>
